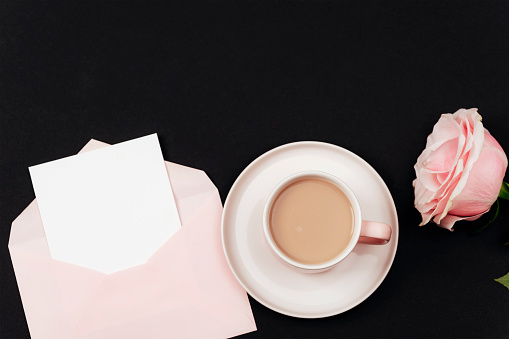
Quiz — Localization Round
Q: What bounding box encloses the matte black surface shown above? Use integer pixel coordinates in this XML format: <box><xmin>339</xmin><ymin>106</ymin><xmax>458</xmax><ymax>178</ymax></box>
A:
<box><xmin>2</xmin><ymin>1</ymin><xmax>509</xmax><ymax>338</ymax></box>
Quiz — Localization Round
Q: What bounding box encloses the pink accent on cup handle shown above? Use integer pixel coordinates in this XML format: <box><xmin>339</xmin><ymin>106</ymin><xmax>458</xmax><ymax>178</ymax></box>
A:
<box><xmin>359</xmin><ymin>220</ymin><xmax>392</xmax><ymax>245</ymax></box>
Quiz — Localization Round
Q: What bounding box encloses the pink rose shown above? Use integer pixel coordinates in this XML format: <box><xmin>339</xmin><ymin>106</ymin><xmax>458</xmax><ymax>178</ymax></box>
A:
<box><xmin>413</xmin><ymin>108</ymin><xmax>508</xmax><ymax>230</ymax></box>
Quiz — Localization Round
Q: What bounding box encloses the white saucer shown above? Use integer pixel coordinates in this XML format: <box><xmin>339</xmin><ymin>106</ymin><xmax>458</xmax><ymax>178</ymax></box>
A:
<box><xmin>221</xmin><ymin>142</ymin><xmax>399</xmax><ymax>318</ymax></box>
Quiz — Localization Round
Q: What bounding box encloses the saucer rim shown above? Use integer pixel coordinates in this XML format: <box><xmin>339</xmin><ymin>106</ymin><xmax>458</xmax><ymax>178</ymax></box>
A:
<box><xmin>221</xmin><ymin>141</ymin><xmax>399</xmax><ymax>318</ymax></box>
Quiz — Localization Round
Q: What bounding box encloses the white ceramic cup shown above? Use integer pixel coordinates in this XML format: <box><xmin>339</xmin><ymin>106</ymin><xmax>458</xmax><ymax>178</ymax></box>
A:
<box><xmin>263</xmin><ymin>171</ymin><xmax>392</xmax><ymax>273</ymax></box>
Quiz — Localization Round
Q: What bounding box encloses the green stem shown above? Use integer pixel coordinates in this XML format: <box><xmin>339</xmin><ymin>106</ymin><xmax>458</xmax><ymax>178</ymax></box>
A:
<box><xmin>499</xmin><ymin>181</ymin><xmax>509</xmax><ymax>200</ymax></box>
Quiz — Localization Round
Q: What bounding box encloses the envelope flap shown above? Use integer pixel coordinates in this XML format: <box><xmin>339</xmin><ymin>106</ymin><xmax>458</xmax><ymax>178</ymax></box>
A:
<box><xmin>79</xmin><ymin>139</ymin><xmax>109</xmax><ymax>153</ymax></box>
<box><xmin>52</xmin><ymin>260</ymin><xmax>105</xmax><ymax>331</ymax></box>
<box><xmin>10</xmin><ymin>200</ymin><xmax>51</xmax><ymax>255</ymax></box>
<box><xmin>181</xmin><ymin>194</ymin><xmax>257</xmax><ymax>328</ymax></box>
<box><xmin>9</xmin><ymin>246</ymin><xmax>72</xmax><ymax>338</ymax></box>
<box><xmin>70</xmin><ymin>230</ymin><xmax>202</xmax><ymax>336</ymax></box>
<box><xmin>165</xmin><ymin>162</ymin><xmax>218</xmax><ymax>225</ymax></box>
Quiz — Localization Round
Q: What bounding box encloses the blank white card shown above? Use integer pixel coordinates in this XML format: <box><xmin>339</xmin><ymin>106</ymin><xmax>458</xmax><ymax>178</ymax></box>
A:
<box><xmin>29</xmin><ymin>134</ymin><xmax>181</xmax><ymax>274</ymax></box>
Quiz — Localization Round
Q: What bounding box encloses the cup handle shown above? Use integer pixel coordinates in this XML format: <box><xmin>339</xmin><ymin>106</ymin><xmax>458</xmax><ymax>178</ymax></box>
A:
<box><xmin>359</xmin><ymin>220</ymin><xmax>392</xmax><ymax>245</ymax></box>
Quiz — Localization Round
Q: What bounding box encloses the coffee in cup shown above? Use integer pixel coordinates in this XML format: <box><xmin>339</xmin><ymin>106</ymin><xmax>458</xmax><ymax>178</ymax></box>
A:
<box><xmin>263</xmin><ymin>171</ymin><xmax>391</xmax><ymax>272</ymax></box>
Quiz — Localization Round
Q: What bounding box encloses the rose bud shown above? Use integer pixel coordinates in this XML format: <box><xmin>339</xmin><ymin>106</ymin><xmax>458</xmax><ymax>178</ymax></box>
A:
<box><xmin>413</xmin><ymin>108</ymin><xmax>508</xmax><ymax>230</ymax></box>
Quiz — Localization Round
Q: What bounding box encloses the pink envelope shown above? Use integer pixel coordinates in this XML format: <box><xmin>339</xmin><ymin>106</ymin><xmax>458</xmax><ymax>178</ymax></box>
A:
<box><xmin>9</xmin><ymin>139</ymin><xmax>256</xmax><ymax>339</ymax></box>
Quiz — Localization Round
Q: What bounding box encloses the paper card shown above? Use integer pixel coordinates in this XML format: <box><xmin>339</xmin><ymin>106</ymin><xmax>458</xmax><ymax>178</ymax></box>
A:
<box><xmin>29</xmin><ymin>134</ymin><xmax>181</xmax><ymax>274</ymax></box>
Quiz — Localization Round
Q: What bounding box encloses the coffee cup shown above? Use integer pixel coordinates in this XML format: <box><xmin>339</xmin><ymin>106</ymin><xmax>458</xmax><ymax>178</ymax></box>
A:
<box><xmin>263</xmin><ymin>171</ymin><xmax>392</xmax><ymax>273</ymax></box>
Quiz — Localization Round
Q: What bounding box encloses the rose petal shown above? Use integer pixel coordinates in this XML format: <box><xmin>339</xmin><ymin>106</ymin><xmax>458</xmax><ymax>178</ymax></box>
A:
<box><xmin>425</xmin><ymin>113</ymin><xmax>461</xmax><ymax>151</ymax></box>
<box><xmin>448</xmin><ymin>131</ymin><xmax>508</xmax><ymax>216</ymax></box>
<box><xmin>427</xmin><ymin>131</ymin><xmax>466</xmax><ymax>201</ymax></box>
<box><xmin>484</xmin><ymin>129</ymin><xmax>509</xmax><ymax>167</ymax></box>
<box><xmin>435</xmin><ymin>211</ymin><xmax>487</xmax><ymax>231</ymax></box>
<box><xmin>436</xmin><ymin>171</ymin><xmax>449</xmax><ymax>184</ymax></box>
<box><xmin>413</xmin><ymin>179</ymin><xmax>434</xmax><ymax>205</ymax></box>
<box><xmin>419</xmin><ymin>210</ymin><xmax>435</xmax><ymax>226</ymax></box>
<box><xmin>425</xmin><ymin>139</ymin><xmax>458</xmax><ymax>172</ymax></box>
<box><xmin>417</xmin><ymin>166</ymin><xmax>442</xmax><ymax>192</ymax></box>
<box><xmin>431</xmin><ymin>158</ymin><xmax>463</xmax><ymax>202</ymax></box>
<box><xmin>439</xmin><ymin>109</ymin><xmax>484</xmax><ymax>221</ymax></box>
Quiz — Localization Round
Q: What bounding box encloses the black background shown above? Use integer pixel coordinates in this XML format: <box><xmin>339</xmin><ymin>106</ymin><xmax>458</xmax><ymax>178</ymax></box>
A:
<box><xmin>2</xmin><ymin>1</ymin><xmax>509</xmax><ymax>338</ymax></box>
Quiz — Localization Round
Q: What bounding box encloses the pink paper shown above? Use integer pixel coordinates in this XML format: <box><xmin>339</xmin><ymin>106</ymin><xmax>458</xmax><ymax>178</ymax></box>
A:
<box><xmin>9</xmin><ymin>139</ymin><xmax>256</xmax><ymax>339</ymax></box>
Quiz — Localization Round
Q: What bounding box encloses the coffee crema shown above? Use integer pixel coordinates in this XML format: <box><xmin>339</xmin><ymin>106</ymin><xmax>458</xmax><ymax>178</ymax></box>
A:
<box><xmin>269</xmin><ymin>178</ymin><xmax>354</xmax><ymax>265</ymax></box>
